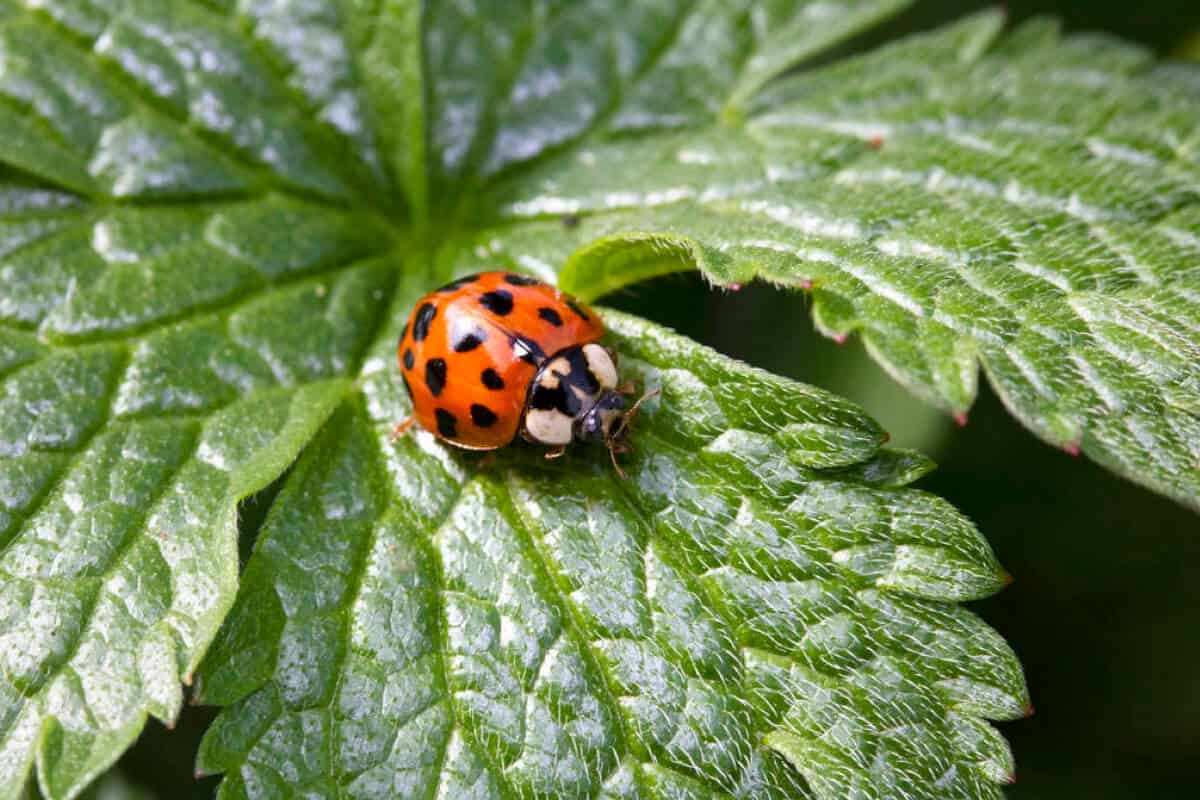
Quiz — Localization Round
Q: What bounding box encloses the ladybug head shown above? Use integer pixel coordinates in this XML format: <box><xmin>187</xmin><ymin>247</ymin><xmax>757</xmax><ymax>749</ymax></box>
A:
<box><xmin>575</xmin><ymin>390</ymin><xmax>627</xmax><ymax>445</ymax></box>
<box><xmin>577</xmin><ymin>387</ymin><xmax>659</xmax><ymax>478</ymax></box>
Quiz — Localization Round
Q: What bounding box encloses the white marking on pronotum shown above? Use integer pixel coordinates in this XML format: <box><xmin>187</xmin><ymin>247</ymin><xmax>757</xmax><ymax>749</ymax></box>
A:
<box><xmin>525</xmin><ymin>408</ymin><xmax>573</xmax><ymax>445</ymax></box>
<box><xmin>581</xmin><ymin>344</ymin><xmax>618</xmax><ymax>389</ymax></box>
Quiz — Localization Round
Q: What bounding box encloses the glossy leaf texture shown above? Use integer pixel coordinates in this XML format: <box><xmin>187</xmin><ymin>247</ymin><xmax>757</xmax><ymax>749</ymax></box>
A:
<box><xmin>0</xmin><ymin>0</ymin><xmax>1037</xmax><ymax>798</ymax></box>
<box><xmin>0</xmin><ymin>1</ymin><xmax>399</xmax><ymax>797</ymax></box>
<box><xmin>473</xmin><ymin>11</ymin><xmax>1200</xmax><ymax>512</ymax></box>
<box><xmin>196</xmin><ymin>312</ymin><xmax>1025</xmax><ymax>800</ymax></box>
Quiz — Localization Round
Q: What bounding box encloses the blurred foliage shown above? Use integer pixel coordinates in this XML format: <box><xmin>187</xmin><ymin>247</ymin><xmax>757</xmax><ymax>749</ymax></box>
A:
<box><xmin>71</xmin><ymin>0</ymin><xmax>1200</xmax><ymax>798</ymax></box>
<box><xmin>1175</xmin><ymin>31</ymin><xmax>1200</xmax><ymax>59</ymax></box>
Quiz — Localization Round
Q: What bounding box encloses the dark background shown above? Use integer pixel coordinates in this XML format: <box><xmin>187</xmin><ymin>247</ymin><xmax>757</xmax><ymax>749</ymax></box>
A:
<box><xmin>99</xmin><ymin>2</ymin><xmax>1200</xmax><ymax>798</ymax></box>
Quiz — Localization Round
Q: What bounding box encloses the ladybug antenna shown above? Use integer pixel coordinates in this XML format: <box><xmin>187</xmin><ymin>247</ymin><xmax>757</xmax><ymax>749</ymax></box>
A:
<box><xmin>608</xmin><ymin>388</ymin><xmax>659</xmax><ymax>478</ymax></box>
<box><xmin>623</xmin><ymin>388</ymin><xmax>659</xmax><ymax>429</ymax></box>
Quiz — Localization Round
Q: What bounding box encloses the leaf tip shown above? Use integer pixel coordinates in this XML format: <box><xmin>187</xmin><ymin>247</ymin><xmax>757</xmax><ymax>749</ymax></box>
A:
<box><xmin>1062</xmin><ymin>441</ymin><xmax>1081</xmax><ymax>457</ymax></box>
<box><xmin>1005</xmin><ymin>771</ymin><xmax>1018</xmax><ymax>785</ymax></box>
<box><xmin>953</xmin><ymin>410</ymin><xmax>969</xmax><ymax>427</ymax></box>
<box><xmin>867</xmin><ymin>134</ymin><xmax>885</xmax><ymax>149</ymax></box>
<box><xmin>1023</xmin><ymin>701</ymin><xmax>1036</xmax><ymax>718</ymax></box>
<box><xmin>832</xmin><ymin>332</ymin><xmax>849</xmax><ymax>345</ymax></box>
<box><xmin>1001</xmin><ymin>569</ymin><xmax>1015</xmax><ymax>587</ymax></box>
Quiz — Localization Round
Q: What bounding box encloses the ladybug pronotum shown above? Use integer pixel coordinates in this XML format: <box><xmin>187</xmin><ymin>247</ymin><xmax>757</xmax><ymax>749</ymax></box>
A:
<box><xmin>393</xmin><ymin>271</ymin><xmax>656</xmax><ymax>475</ymax></box>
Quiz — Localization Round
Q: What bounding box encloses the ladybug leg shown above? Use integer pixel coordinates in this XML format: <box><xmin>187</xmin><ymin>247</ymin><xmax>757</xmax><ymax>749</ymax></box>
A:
<box><xmin>390</xmin><ymin>417</ymin><xmax>416</xmax><ymax>441</ymax></box>
<box><xmin>608</xmin><ymin>442</ymin><xmax>628</xmax><ymax>480</ymax></box>
<box><xmin>544</xmin><ymin>445</ymin><xmax>567</xmax><ymax>460</ymax></box>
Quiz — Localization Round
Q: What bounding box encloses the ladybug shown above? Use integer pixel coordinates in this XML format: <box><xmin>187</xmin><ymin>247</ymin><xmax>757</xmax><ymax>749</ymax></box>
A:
<box><xmin>393</xmin><ymin>271</ymin><xmax>656</xmax><ymax>475</ymax></box>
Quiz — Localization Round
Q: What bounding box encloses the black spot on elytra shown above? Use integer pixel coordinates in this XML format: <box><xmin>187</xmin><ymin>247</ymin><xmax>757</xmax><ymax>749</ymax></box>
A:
<box><xmin>565</xmin><ymin>299</ymin><xmax>590</xmax><ymax>322</ymax></box>
<box><xmin>511</xmin><ymin>335</ymin><xmax>546</xmax><ymax>366</ymax></box>
<box><xmin>538</xmin><ymin>307</ymin><xmax>563</xmax><ymax>327</ymax></box>
<box><xmin>402</xmin><ymin>349</ymin><xmax>414</xmax><ymax>370</ymax></box>
<box><xmin>425</xmin><ymin>358</ymin><xmax>447</xmax><ymax>397</ymax></box>
<box><xmin>470</xmin><ymin>404</ymin><xmax>498</xmax><ymax>427</ymax></box>
<box><xmin>452</xmin><ymin>328</ymin><xmax>486</xmax><ymax>353</ymax></box>
<box><xmin>479</xmin><ymin>289</ymin><xmax>514</xmax><ymax>316</ymax></box>
<box><xmin>412</xmin><ymin>302</ymin><xmax>437</xmax><ymax>341</ymax></box>
<box><xmin>436</xmin><ymin>273</ymin><xmax>480</xmax><ymax>292</ymax></box>
<box><xmin>435</xmin><ymin>408</ymin><xmax>457</xmax><ymax>438</ymax></box>
<box><xmin>481</xmin><ymin>368</ymin><xmax>505</xmax><ymax>390</ymax></box>
<box><xmin>504</xmin><ymin>273</ymin><xmax>540</xmax><ymax>286</ymax></box>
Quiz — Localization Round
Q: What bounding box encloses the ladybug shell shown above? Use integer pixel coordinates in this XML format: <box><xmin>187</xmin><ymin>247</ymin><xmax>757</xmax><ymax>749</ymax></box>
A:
<box><xmin>397</xmin><ymin>271</ymin><xmax>605</xmax><ymax>450</ymax></box>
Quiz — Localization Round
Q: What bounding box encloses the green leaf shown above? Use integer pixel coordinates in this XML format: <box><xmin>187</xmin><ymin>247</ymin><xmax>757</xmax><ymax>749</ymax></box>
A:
<box><xmin>471</xmin><ymin>12</ymin><xmax>1200</xmax><ymax>512</ymax></box>
<box><xmin>416</xmin><ymin>0</ymin><xmax>911</xmax><ymax>198</ymax></box>
<box><xmin>0</xmin><ymin>1</ymin><xmax>1053</xmax><ymax>798</ymax></box>
<box><xmin>0</xmin><ymin>3</ymin><xmax>397</xmax><ymax>795</ymax></box>
<box><xmin>197</xmin><ymin>313</ymin><xmax>1024</xmax><ymax>800</ymax></box>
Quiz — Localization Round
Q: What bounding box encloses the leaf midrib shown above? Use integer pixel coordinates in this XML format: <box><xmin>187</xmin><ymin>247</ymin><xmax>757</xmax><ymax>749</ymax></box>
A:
<box><xmin>5</xmin><ymin>230</ymin><xmax>401</xmax><ymax>355</ymax></box>
<box><xmin>493</xmin><ymin>474</ymin><xmax>634</xmax><ymax>767</ymax></box>
<box><xmin>448</xmin><ymin>1</ymin><xmax>703</xmax><ymax>222</ymax></box>
<box><xmin>0</xmin><ymin>344</ymin><xmax>129</xmax><ymax>556</ymax></box>
<box><xmin>425</xmin><ymin>481</ymin><xmax>524</xmax><ymax>800</ymax></box>
<box><xmin>1</xmin><ymin>428</ymin><xmax>195</xmax><ymax>702</ymax></box>
<box><xmin>0</xmin><ymin>374</ymin><xmax>196</xmax><ymax>740</ymax></box>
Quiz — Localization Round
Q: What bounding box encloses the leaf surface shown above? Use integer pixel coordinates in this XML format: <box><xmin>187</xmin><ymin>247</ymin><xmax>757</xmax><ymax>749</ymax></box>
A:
<box><xmin>0</xmin><ymin>1</ymin><xmax>1074</xmax><ymax>798</ymax></box>
<box><xmin>197</xmin><ymin>312</ymin><xmax>1025</xmax><ymax>800</ymax></box>
<box><xmin>470</xmin><ymin>12</ymin><xmax>1200</xmax><ymax>510</ymax></box>
<box><xmin>0</xmin><ymin>3</ymin><xmax>396</xmax><ymax>796</ymax></box>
